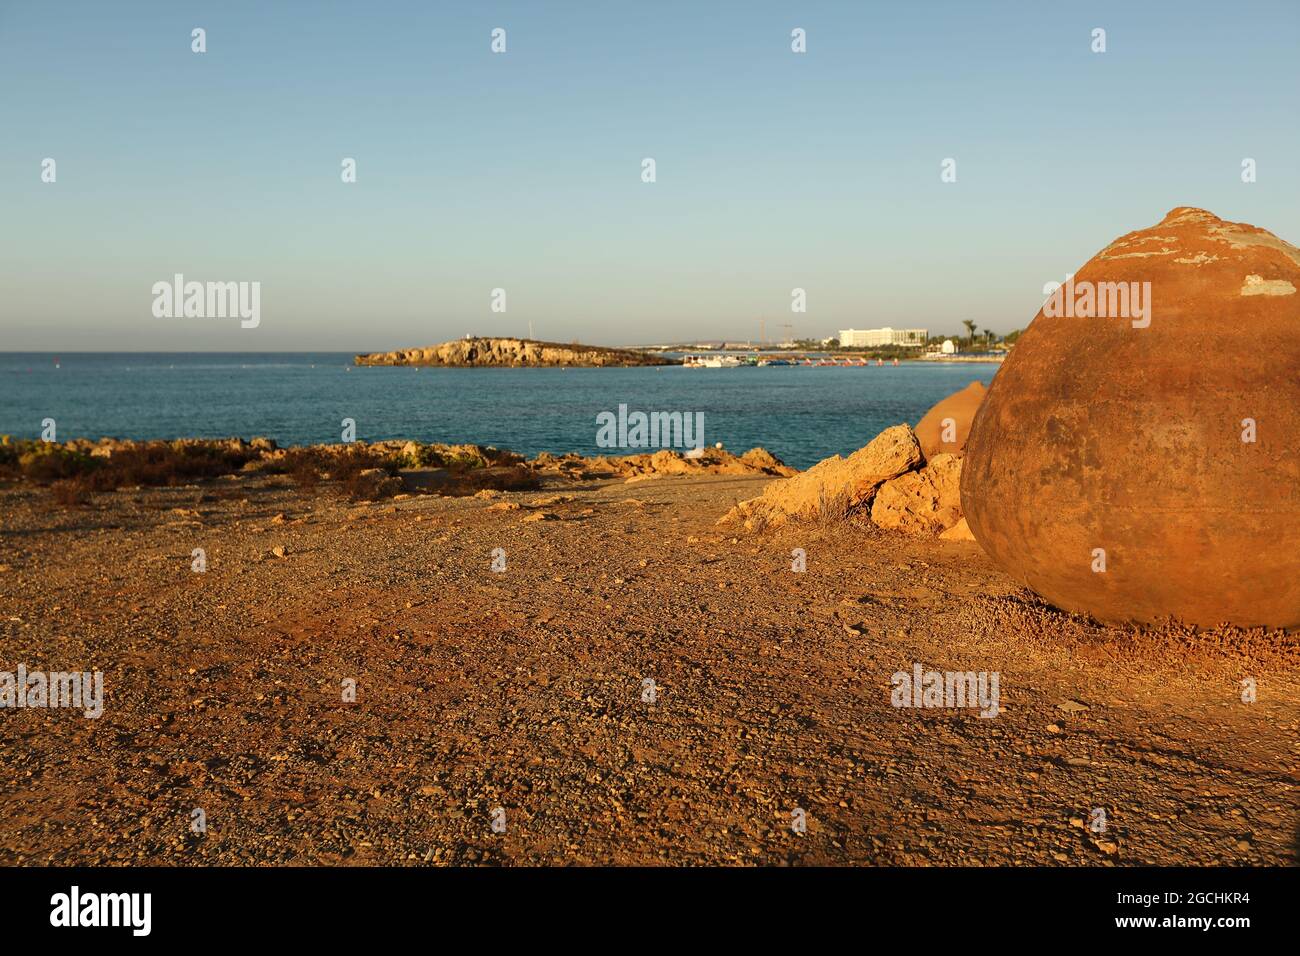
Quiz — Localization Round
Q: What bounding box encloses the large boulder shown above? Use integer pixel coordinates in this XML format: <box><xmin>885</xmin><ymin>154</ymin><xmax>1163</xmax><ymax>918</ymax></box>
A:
<box><xmin>961</xmin><ymin>207</ymin><xmax>1300</xmax><ymax>628</ymax></box>
<box><xmin>915</xmin><ymin>381</ymin><xmax>986</xmax><ymax>460</ymax></box>
<box><xmin>871</xmin><ymin>454</ymin><xmax>963</xmax><ymax>534</ymax></box>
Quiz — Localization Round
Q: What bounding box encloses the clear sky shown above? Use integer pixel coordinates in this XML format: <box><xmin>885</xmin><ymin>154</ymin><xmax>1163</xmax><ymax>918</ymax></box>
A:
<box><xmin>1</xmin><ymin>0</ymin><xmax>1297</xmax><ymax>351</ymax></box>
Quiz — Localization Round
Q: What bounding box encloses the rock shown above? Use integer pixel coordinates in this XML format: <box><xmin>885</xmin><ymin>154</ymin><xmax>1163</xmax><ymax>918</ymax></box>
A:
<box><xmin>725</xmin><ymin>425</ymin><xmax>922</xmax><ymax>527</ymax></box>
<box><xmin>250</xmin><ymin>436</ymin><xmax>277</xmax><ymax>451</ymax></box>
<box><xmin>739</xmin><ymin>447</ymin><xmax>785</xmax><ymax>472</ymax></box>
<box><xmin>534</xmin><ymin>445</ymin><xmax>791</xmax><ymax>481</ymax></box>
<box><xmin>1056</xmin><ymin>699</ymin><xmax>1090</xmax><ymax>713</ymax></box>
<box><xmin>915</xmin><ymin>381</ymin><xmax>986</xmax><ymax>460</ymax></box>
<box><xmin>271</xmin><ymin>545</ymin><xmax>288</xmax><ymax>559</ymax></box>
<box><xmin>354</xmin><ymin>337</ymin><xmax>672</xmax><ymax>368</ymax></box>
<box><xmin>939</xmin><ymin>516</ymin><xmax>976</xmax><ymax>541</ymax></box>
<box><xmin>354</xmin><ymin>468</ymin><xmax>404</xmax><ymax>499</ymax></box>
<box><xmin>871</xmin><ymin>454</ymin><xmax>963</xmax><ymax>534</ymax></box>
<box><xmin>961</xmin><ymin>207</ymin><xmax>1300</xmax><ymax>627</ymax></box>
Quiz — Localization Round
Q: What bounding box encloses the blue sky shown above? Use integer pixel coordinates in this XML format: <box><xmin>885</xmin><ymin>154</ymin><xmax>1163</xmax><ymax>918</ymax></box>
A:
<box><xmin>1</xmin><ymin>0</ymin><xmax>1297</xmax><ymax>350</ymax></box>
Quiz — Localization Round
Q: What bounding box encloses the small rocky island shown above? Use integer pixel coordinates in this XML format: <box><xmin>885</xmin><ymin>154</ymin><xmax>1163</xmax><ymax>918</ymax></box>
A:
<box><xmin>354</xmin><ymin>336</ymin><xmax>675</xmax><ymax>367</ymax></box>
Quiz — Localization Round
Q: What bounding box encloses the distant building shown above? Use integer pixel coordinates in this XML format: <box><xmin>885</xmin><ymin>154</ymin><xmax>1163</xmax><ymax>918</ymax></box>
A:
<box><xmin>838</xmin><ymin>327</ymin><xmax>929</xmax><ymax>348</ymax></box>
<box><xmin>941</xmin><ymin>339</ymin><xmax>956</xmax><ymax>354</ymax></box>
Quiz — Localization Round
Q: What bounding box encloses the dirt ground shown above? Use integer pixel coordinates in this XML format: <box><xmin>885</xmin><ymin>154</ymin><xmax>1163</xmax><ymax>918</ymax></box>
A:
<box><xmin>1</xmin><ymin>471</ymin><xmax>1296</xmax><ymax>865</ymax></box>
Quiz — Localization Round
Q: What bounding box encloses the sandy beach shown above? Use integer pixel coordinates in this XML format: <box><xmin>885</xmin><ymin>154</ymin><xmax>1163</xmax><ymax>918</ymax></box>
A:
<box><xmin>2</xmin><ymin>463</ymin><xmax>1295</xmax><ymax>866</ymax></box>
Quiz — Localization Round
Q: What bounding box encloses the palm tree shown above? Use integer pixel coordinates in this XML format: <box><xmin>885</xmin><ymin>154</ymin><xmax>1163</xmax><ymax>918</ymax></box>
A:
<box><xmin>961</xmin><ymin>319</ymin><xmax>977</xmax><ymax>349</ymax></box>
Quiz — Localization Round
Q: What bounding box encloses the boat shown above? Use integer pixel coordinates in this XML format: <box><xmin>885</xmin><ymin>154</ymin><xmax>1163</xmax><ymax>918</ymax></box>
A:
<box><xmin>683</xmin><ymin>354</ymin><xmax>743</xmax><ymax>368</ymax></box>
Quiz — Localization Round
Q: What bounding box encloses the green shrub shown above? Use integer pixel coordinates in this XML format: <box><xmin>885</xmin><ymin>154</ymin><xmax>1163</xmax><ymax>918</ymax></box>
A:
<box><xmin>19</xmin><ymin>444</ymin><xmax>101</xmax><ymax>484</ymax></box>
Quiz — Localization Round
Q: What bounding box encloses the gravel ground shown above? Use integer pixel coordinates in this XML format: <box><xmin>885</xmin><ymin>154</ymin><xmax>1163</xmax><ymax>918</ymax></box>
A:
<box><xmin>1</xmin><ymin>472</ymin><xmax>1296</xmax><ymax>865</ymax></box>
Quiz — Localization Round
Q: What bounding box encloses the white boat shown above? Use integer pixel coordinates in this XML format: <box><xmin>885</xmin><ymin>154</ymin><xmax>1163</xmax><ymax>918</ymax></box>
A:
<box><xmin>683</xmin><ymin>354</ymin><xmax>743</xmax><ymax>368</ymax></box>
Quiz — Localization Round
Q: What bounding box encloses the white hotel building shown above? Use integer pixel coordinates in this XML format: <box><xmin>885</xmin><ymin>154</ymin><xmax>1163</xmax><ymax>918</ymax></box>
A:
<box><xmin>838</xmin><ymin>327</ymin><xmax>929</xmax><ymax>348</ymax></box>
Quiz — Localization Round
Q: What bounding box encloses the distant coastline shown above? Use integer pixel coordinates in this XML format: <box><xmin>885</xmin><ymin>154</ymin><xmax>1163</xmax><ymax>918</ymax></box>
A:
<box><xmin>354</xmin><ymin>337</ymin><xmax>673</xmax><ymax>368</ymax></box>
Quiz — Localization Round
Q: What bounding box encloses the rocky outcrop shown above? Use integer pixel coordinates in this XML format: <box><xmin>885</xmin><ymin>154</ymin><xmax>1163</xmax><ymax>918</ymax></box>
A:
<box><xmin>532</xmin><ymin>445</ymin><xmax>794</xmax><ymax>481</ymax></box>
<box><xmin>871</xmin><ymin>453</ymin><xmax>962</xmax><ymax>534</ymax></box>
<box><xmin>354</xmin><ymin>337</ymin><xmax>673</xmax><ymax>367</ymax></box>
<box><xmin>962</xmin><ymin>207</ymin><xmax>1300</xmax><ymax>627</ymax></box>
<box><xmin>915</xmin><ymin>381</ymin><xmax>986</xmax><ymax>460</ymax></box>
<box><xmin>721</xmin><ymin>425</ymin><xmax>923</xmax><ymax>528</ymax></box>
<box><xmin>16</xmin><ymin>434</ymin><xmax>791</xmax><ymax>504</ymax></box>
<box><xmin>721</xmin><ymin>424</ymin><xmax>976</xmax><ymax>538</ymax></box>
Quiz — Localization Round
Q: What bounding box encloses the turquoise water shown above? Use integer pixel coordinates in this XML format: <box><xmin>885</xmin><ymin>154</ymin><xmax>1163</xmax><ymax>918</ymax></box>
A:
<box><xmin>0</xmin><ymin>353</ymin><xmax>999</xmax><ymax>470</ymax></box>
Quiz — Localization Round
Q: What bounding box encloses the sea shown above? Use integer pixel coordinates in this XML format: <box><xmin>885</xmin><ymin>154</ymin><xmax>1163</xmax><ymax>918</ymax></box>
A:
<box><xmin>0</xmin><ymin>353</ymin><xmax>999</xmax><ymax>471</ymax></box>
